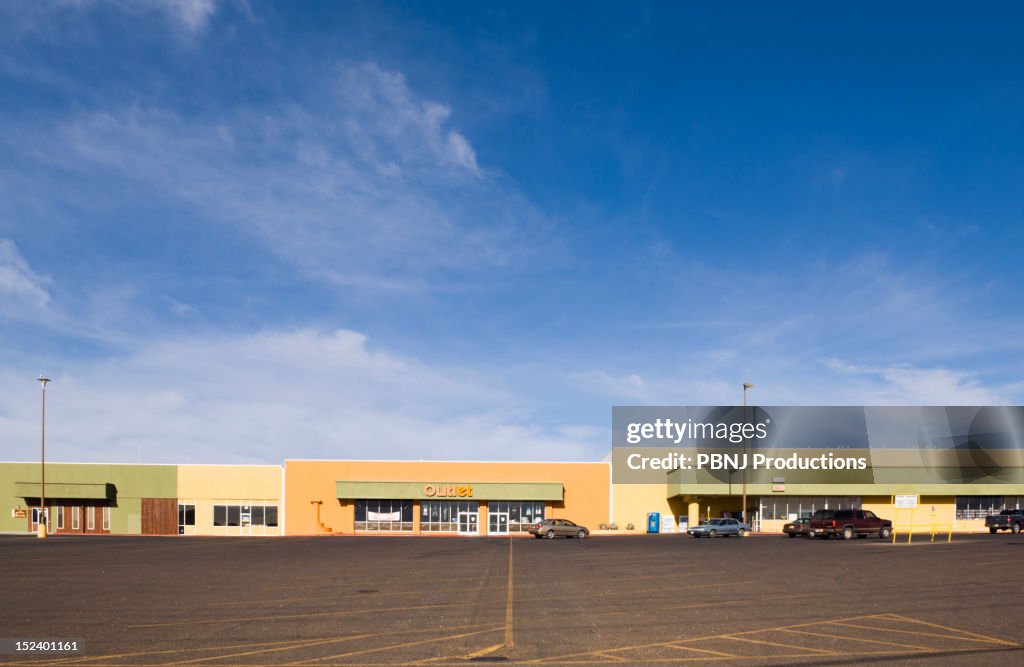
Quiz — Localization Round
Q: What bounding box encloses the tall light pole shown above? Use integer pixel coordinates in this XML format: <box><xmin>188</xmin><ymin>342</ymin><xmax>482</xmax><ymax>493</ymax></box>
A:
<box><xmin>38</xmin><ymin>375</ymin><xmax>50</xmax><ymax>538</ymax></box>
<box><xmin>742</xmin><ymin>383</ymin><xmax>753</xmax><ymax>528</ymax></box>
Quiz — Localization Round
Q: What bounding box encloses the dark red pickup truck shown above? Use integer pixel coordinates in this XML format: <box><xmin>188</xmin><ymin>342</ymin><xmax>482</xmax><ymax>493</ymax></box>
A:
<box><xmin>808</xmin><ymin>509</ymin><xmax>893</xmax><ymax>540</ymax></box>
<box><xmin>985</xmin><ymin>509</ymin><xmax>1024</xmax><ymax>534</ymax></box>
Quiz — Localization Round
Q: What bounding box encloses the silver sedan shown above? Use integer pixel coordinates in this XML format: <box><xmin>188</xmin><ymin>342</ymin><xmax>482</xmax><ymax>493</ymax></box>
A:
<box><xmin>529</xmin><ymin>518</ymin><xmax>590</xmax><ymax>539</ymax></box>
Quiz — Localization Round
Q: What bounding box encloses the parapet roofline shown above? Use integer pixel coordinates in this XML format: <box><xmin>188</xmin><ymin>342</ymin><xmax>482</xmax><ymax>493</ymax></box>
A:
<box><xmin>0</xmin><ymin>460</ymin><xmax>283</xmax><ymax>468</ymax></box>
<box><xmin>284</xmin><ymin>458</ymin><xmax>610</xmax><ymax>465</ymax></box>
<box><xmin>1</xmin><ymin>459</ymin><xmax>612</xmax><ymax>468</ymax></box>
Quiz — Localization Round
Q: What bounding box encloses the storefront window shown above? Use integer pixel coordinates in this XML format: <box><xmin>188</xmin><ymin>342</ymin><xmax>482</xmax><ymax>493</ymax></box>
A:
<box><xmin>420</xmin><ymin>501</ymin><xmax>478</xmax><ymax>532</ymax></box>
<box><xmin>178</xmin><ymin>503</ymin><xmax>196</xmax><ymax>527</ymax></box>
<box><xmin>355</xmin><ymin>499</ymin><xmax>414</xmax><ymax>532</ymax></box>
<box><xmin>212</xmin><ymin>503</ymin><xmax>279</xmax><ymax>528</ymax></box>
<box><xmin>758</xmin><ymin>496</ymin><xmax>862</xmax><ymax>521</ymax></box>
<box><xmin>955</xmin><ymin>496</ymin><xmax>1022</xmax><ymax>520</ymax></box>
<box><xmin>488</xmin><ymin>501</ymin><xmax>545</xmax><ymax>533</ymax></box>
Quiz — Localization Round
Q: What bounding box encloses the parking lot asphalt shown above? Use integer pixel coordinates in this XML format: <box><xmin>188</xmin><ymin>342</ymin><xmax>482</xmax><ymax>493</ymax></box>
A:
<box><xmin>1</xmin><ymin>532</ymin><xmax>1023</xmax><ymax>666</ymax></box>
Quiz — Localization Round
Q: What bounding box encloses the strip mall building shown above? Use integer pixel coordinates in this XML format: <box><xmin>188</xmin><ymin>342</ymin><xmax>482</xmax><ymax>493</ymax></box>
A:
<box><xmin>2</xmin><ymin>456</ymin><xmax>1022</xmax><ymax>536</ymax></box>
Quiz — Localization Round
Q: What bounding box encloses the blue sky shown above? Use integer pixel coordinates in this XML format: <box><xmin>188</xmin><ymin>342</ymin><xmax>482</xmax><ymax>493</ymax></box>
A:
<box><xmin>1</xmin><ymin>1</ymin><xmax>1023</xmax><ymax>464</ymax></box>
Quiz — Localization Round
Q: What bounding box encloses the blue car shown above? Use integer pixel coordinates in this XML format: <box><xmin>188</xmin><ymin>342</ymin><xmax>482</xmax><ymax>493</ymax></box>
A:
<box><xmin>687</xmin><ymin>518</ymin><xmax>750</xmax><ymax>537</ymax></box>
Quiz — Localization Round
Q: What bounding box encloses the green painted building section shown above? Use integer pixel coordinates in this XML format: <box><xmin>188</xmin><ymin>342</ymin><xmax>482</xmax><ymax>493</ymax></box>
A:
<box><xmin>336</xmin><ymin>480</ymin><xmax>564</xmax><ymax>501</ymax></box>
<box><xmin>0</xmin><ymin>462</ymin><xmax>176</xmax><ymax>534</ymax></box>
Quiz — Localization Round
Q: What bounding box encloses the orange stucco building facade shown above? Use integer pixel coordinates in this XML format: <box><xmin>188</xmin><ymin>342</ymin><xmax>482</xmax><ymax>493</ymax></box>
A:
<box><xmin>285</xmin><ymin>460</ymin><xmax>611</xmax><ymax>536</ymax></box>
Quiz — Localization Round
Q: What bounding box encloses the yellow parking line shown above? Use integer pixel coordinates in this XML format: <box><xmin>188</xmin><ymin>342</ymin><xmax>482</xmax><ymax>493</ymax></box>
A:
<box><xmin>281</xmin><ymin>626</ymin><xmax>503</xmax><ymax>665</ymax></box>
<box><xmin>174</xmin><ymin>626</ymin><xmax>503</xmax><ymax>665</ymax></box>
<box><xmin>41</xmin><ymin>638</ymin><xmax>319</xmax><ymax>665</ymax></box>
<box><xmin>727</xmin><ymin>612</ymin><xmax>887</xmax><ymax>636</ymax></box>
<box><xmin>2</xmin><ymin>653</ymin><xmax>954</xmax><ymax>667</ymax></box>
<box><xmin>521</xmin><ymin>651</ymin><xmax>916</xmax><ymax>665</ymax></box>
<box><xmin>664</xmin><ymin>644</ymin><xmax>737</xmax><ymax>657</ymax></box>
<box><xmin>781</xmin><ymin>627</ymin><xmax>934</xmax><ymax>651</ymax></box>
<box><xmin>830</xmin><ymin>621</ymin><xmax>1013</xmax><ymax>645</ymax></box>
<box><xmin>878</xmin><ymin>613</ymin><xmax>1022</xmax><ymax>646</ymax></box>
<box><xmin>171</xmin><ymin>633</ymin><xmax>381</xmax><ymax>665</ymax></box>
<box><xmin>47</xmin><ymin>623</ymin><xmax>497</xmax><ymax>665</ymax></box>
<box><xmin>725</xmin><ymin>635</ymin><xmax>835</xmax><ymax>654</ymax></box>
<box><xmin>520</xmin><ymin>612</ymin><xmax>881</xmax><ymax>663</ymax></box>
<box><xmin>505</xmin><ymin>537</ymin><xmax>516</xmax><ymax>648</ymax></box>
<box><xmin>461</xmin><ymin>643</ymin><xmax>505</xmax><ymax>660</ymax></box>
<box><xmin>591</xmin><ymin>651</ymin><xmax>631</xmax><ymax>661</ymax></box>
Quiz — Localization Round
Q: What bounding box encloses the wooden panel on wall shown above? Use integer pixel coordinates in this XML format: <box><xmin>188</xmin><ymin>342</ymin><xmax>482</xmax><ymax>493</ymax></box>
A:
<box><xmin>141</xmin><ymin>498</ymin><xmax>178</xmax><ymax>535</ymax></box>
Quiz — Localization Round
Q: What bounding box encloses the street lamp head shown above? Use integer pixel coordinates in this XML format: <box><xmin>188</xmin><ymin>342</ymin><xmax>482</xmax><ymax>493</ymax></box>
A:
<box><xmin>38</xmin><ymin>375</ymin><xmax>50</xmax><ymax>386</ymax></box>
<box><xmin>743</xmin><ymin>382</ymin><xmax>753</xmax><ymax>390</ymax></box>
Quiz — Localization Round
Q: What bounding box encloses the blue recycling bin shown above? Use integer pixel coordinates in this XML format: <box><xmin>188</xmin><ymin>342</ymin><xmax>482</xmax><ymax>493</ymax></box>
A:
<box><xmin>647</xmin><ymin>512</ymin><xmax>660</xmax><ymax>533</ymax></box>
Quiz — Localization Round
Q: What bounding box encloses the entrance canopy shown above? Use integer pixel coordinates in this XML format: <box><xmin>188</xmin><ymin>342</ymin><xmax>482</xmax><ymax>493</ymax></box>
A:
<box><xmin>15</xmin><ymin>482</ymin><xmax>115</xmax><ymax>501</ymax></box>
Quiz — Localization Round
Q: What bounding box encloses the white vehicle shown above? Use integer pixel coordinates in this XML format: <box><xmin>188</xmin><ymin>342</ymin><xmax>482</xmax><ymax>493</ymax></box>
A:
<box><xmin>687</xmin><ymin>518</ymin><xmax>750</xmax><ymax>538</ymax></box>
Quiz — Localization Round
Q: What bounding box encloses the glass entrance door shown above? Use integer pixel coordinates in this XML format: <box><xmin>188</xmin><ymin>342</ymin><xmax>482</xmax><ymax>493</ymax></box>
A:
<box><xmin>240</xmin><ymin>506</ymin><xmax>252</xmax><ymax>536</ymax></box>
<box><xmin>458</xmin><ymin>511</ymin><xmax>478</xmax><ymax>535</ymax></box>
<box><xmin>30</xmin><ymin>507</ymin><xmax>49</xmax><ymax>533</ymax></box>
<box><xmin>489</xmin><ymin>512</ymin><xmax>509</xmax><ymax>535</ymax></box>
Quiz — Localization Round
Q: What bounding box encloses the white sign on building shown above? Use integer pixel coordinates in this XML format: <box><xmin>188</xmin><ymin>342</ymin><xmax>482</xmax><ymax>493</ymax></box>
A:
<box><xmin>660</xmin><ymin>513</ymin><xmax>677</xmax><ymax>533</ymax></box>
<box><xmin>894</xmin><ymin>494</ymin><xmax>919</xmax><ymax>509</ymax></box>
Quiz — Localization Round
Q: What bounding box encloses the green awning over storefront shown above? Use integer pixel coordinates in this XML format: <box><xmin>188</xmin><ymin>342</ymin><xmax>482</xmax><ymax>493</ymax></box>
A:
<box><xmin>15</xmin><ymin>482</ymin><xmax>115</xmax><ymax>500</ymax></box>
<box><xmin>336</xmin><ymin>481</ymin><xmax>564</xmax><ymax>501</ymax></box>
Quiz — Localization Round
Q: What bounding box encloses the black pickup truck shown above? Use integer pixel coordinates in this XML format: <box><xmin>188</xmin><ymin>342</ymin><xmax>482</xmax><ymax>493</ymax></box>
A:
<box><xmin>985</xmin><ymin>509</ymin><xmax>1024</xmax><ymax>534</ymax></box>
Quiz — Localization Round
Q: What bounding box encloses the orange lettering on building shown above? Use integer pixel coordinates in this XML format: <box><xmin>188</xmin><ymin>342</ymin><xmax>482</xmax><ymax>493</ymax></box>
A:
<box><xmin>421</xmin><ymin>484</ymin><xmax>474</xmax><ymax>498</ymax></box>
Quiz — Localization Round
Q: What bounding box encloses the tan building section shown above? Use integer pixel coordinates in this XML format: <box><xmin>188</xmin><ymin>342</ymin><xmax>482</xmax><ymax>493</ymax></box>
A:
<box><xmin>177</xmin><ymin>465</ymin><xmax>283</xmax><ymax>536</ymax></box>
<box><xmin>284</xmin><ymin>460</ymin><xmax>610</xmax><ymax>536</ymax></box>
<box><xmin>863</xmin><ymin>495</ymin><xmax>960</xmax><ymax>537</ymax></box>
<box><xmin>611</xmin><ymin>483</ymin><xmax>681</xmax><ymax>533</ymax></box>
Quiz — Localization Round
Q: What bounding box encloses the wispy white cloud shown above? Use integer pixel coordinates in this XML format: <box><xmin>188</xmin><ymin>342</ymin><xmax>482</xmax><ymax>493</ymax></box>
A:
<box><xmin>53</xmin><ymin>0</ymin><xmax>219</xmax><ymax>34</ymax></box>
<box><xmin>0</xmin><ymin>238</ymin><xmax>52</xmax><ymax>318</ymax></box>
<box><xmin>571</xmin><ymin>370</ymin><xmax>736</xmax><ymax>405</ymax></box>
<box><xmin>149</xmin><ymin>0</ymin><xmax>217</xmax><ymax>33</ymax></box>
<box><xmin>0</xmin><ymin>328</ymin><xmax>602</xmax><ymax>465</ymax></box>
<box><xmin>823</xmin><ymin>358</ymin><xmax>1008</xmax><ymax>405</ymax></box>
<box><xmin>162</xmin><ymin>296</ymin><xmax>195</xmax><ymax>317</ymax></box>
<box><xmin>0</xmin><ymin>1</ymin><xmax>221</xmax><ymax>43</ymax></box>
<box><xmin>12</xmin><ymin>62</ymin><xmax>547</xmax><ymax>292</ymax></box>
<box><xmin>335</xmin><ymin>63</ymin><xmax>480</xmax><ymax>175</ymax></box>
<box><xmin>569</xmin><ymin>358</ymin><xmax>1011</xmax><ymax>409</ymax></box>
